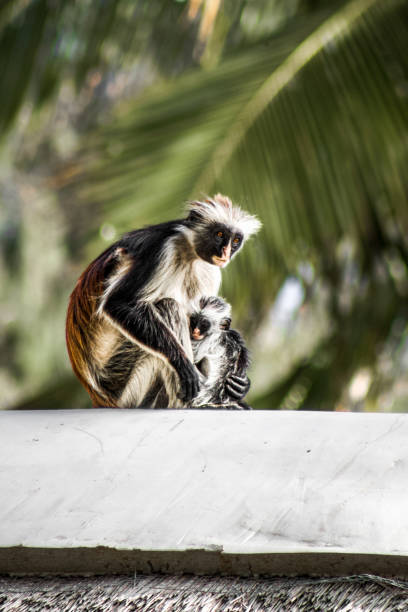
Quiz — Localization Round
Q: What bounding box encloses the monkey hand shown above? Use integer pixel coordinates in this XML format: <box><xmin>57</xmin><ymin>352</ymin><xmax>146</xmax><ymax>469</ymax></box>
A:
<box><xmin>225</xmin><ymin>374</ymin><xmax>250</xmax><ymax>400</ymax></box>
<box><xmin>177</xmin><ymin>359</ymin><xmax>201</xmax><ymax>402</ymax></box>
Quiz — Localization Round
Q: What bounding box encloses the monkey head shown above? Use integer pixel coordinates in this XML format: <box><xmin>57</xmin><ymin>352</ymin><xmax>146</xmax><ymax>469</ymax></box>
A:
<box><xmin>190</xmin><ymin>296</ymin><xmax>232</xmax><ymax>341</ymax></box>
<box><xmin>186</xmin><ymin>194</ymin><xmax>261</xmax><ymax>267</ymax></box>
<box><xmin>190</xmin><ymin>313</ymin><xmax>212</xmax><ymax>341</ymax></box>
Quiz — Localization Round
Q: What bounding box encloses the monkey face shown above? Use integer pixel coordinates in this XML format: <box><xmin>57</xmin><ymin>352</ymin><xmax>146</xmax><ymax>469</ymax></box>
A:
<box><xmin>193</xmin><ymin>223</ymin><xmax>244</xmax><ymax>267</ymax></box>
<box><xmin>190</xmin><ymin>313</ymin><xmax>212</xmax><ymax>341</ymax></box>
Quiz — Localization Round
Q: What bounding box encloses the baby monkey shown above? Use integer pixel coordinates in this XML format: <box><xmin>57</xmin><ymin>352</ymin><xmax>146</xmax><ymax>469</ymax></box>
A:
<box><xmin>189</xmin><ymin>296</ymin><xmax>251</xmax><ymax>409</ymax></box>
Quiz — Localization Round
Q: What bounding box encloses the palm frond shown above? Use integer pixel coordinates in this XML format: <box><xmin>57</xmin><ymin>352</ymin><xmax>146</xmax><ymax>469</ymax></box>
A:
<box><xmin>3</xmin><ymin>0</ymin><xmax>408</xmax><ymax>410</ymax></box>
<box><xmin>62</xmin><ymin>0</ymin><xmax>408</xmax><ymax>320</ymax></box>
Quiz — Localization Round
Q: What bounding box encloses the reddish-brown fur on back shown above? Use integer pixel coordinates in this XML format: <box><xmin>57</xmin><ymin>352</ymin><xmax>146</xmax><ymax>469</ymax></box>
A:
<box><xmin>66</xmin><ymin>251</ymin><xmax>113</xmax><ymax>407</ymax></box>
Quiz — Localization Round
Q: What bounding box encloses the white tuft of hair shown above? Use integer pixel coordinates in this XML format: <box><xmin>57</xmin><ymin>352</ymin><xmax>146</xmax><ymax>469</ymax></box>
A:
<box><xmin>186</xmin><ymin>194</ymin><xmax>261</xmax><ymax>239</ymax></box>
<box><xmin>198</xmin><ymin>296</ymin><xmax>231</xmax><ymax>320</ymax></box>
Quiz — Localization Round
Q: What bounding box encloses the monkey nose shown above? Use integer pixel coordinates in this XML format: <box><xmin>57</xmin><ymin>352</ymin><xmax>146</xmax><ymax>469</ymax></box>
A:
<box><xmin>223</xmin><ymin>243</ymin><xmax>232</xmax><ymax>260</ymax></box>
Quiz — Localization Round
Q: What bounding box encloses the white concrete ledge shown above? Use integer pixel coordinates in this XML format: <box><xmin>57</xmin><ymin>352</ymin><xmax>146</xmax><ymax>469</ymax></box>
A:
<box><xmin>1</xmin><ymin>409</ymin><xmax>408</xmax><ymax>577</ymax></box>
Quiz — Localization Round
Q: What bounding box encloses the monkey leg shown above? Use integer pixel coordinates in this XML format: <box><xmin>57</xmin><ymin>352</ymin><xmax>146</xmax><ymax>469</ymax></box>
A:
<box><xmin>130</xmin><ymin>298</ymin><xmax>193</xmax><ymax>408</ymax></box>
<box><xmin>92</xmin><ymin>310</ymin><xmax>187</xmax><ymax>409</ymax></box>
<box><xmin>117</xmin><ymin>299</ymin><xmax>197</xmax><ymax>409</ymax></box>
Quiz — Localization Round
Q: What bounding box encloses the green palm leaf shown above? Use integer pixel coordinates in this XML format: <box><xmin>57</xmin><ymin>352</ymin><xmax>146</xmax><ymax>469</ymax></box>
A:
<box><xmin>64</xmin><ymin>0</ymin><xmax>408</xmax><ymax>318</ymax></box>
<box><xmin>7</xmin><ymin>0</ymin><xmax>408</xmax><ymax>410</ymax></box>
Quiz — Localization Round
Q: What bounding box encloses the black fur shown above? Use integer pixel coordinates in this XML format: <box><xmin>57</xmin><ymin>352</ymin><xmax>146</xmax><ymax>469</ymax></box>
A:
<box><xmin>190</xmin><ymin>313</ymin><xmax>212</xmax><ymax>336</ymax></box>
<box><xmin>100</xmin><ymin>221</ymin><xmax>200</xmax><ymax>403</ymax></box>
<box><xmin>140</xmin><ymin>376</ymin><xmax>169</xmax><ymax>408</ymax></box>
<box><xmin>117</xmin><ymin>221</ymin><xmax>183</xmax><ymax>293</ymax></box>
<box><xmin>193</xmin><ymin>222</ymin><xmax>243</xmax><ymax>264</ymax></box>
<box><xmin>66</xmin><ymin>195</ymin><xmax>260</xmax><ymax>409</ymax></box>
<box><xmin>215</xmin><ymin>329</ymin><xmax>251</xmax><ymax>408</ymax></box>
<box><xmin>101</xmin><ymin>220</ymin><xmax>245</xmax><ymax>404</ymax></box>
<box><xmin>98</xmin><ymin>340</ymin><xmax>141</xmax><ymax>401</ymax></box>
<box><xmin>104</xmin><ymin>298</ymin><xmax>199</xmax><ymax>403</ymax></box>
<box><xmin>190</xmin><ymin>298</ymin><xmax>251</xmax><ymax>410</ymax></box>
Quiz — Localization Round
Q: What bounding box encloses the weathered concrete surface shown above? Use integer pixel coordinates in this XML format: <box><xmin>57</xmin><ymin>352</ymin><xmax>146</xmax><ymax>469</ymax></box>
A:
<box><xmin>1</xmin><ymin>409</ymin><xmax>408</xmax><ymax>576</ymax></box>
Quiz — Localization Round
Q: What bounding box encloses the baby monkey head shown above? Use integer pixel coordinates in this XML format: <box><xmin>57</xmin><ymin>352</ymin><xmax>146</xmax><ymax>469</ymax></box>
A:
<box><xmin>190</xmin><ymin>296</ymin><xmax>231</xmax><ymax>341</ymax></box>
<box><xmin>186</xmin><ymin>194</ymin><xmax>261</xmax><ymax>268</ymax></box>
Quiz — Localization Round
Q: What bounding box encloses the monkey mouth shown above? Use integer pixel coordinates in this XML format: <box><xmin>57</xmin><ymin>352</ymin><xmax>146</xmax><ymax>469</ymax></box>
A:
<box><xmin>212</xmin><ymin>255</ymin><xmax>229</xmax><ymax>267</ymax></box>
<box><xmin>192</xmin><ymin>328</ymin><xmax>204</xmax><ymax>340</ymax></box>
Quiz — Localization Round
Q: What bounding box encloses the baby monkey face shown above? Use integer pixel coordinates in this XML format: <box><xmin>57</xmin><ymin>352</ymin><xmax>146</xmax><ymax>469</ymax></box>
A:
<box><xmin>190</xmin><ymin>314</ymin><xmax>211</xmax><ymax>341</ymax></box>
<box><xmin>190</xmin><ymin>312</ymin><xmax>231</xmax><ymax>341</ymax></box>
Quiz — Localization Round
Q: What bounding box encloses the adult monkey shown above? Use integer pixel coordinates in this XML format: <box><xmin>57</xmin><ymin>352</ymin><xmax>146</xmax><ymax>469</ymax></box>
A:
<box><xmin>66</xmin><ymin>194</ymin><xmax>261</xmax><ymax>408</ymax></box>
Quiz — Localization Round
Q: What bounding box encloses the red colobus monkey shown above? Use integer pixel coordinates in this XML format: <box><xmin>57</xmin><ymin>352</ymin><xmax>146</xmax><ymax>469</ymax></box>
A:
<box><xmin>66</xmin><ymin>194</ymin><xmax>261</xmax><ymax>408</ymax></box>
<box><xmin>189</xmin><ymin>296</ymin><xmax>251</xmax><ymax>410</ymax></box>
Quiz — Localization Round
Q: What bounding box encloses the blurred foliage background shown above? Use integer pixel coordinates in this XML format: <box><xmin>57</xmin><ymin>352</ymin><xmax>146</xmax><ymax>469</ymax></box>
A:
<box><xmin>1</xmin><ymin>0</ymin><xmax>408</xmax><ymax>412</ymax></box>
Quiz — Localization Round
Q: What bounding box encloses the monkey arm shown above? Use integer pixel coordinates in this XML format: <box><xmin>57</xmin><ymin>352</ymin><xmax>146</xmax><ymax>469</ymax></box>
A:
<box><xmin>225</xmin><ymin>374</ymin><xmax>251</xmax><ymax>400</ymax></box>
<box><xmin>103</xmin><ymin>296</ymin><xmax>200</xmax><ymax>402</ymax></box>
<box><xmin>224</xmin><ymin>329</ymin><xmax>251</xmax><ymax>401</ymax></box>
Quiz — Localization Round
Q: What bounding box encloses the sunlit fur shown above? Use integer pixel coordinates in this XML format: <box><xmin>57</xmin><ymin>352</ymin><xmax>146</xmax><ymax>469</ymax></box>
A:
<box><xmin>185</xmin><ymin>194</ymin><xmax>262</xmax><ymax>241</ymax></box>
<box><xmin>66</xmin><ymin>195</ymin><xmax>260</xmax><ymax>408</ymax></box>
<box><xmin>66</xmin><ymin>245</ymin><xmax>122</xmax><ymax>407</ymax></box>
<box><xmin>140</xmin><ymin>234</ymin><xmax>221</xmax><ymax>304</ymax></box>
<box><xmin>190</xmin><ymin>296</ymin><xmax>251</xmax><ymax>409</ymax></box>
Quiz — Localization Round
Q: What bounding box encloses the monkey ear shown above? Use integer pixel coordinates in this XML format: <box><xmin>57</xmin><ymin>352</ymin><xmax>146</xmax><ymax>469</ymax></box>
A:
<box><xmin>220</xmin><ymin>317</ymin><xmax>231</xmax><ymax>330</ymax></box>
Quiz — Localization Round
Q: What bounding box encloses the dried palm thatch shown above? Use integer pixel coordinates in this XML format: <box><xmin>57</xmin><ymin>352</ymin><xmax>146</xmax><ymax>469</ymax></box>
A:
<box><xmin>1</xmin><ymin>573</ymin><xmax>408</xmax><ymax>611</ymax></box>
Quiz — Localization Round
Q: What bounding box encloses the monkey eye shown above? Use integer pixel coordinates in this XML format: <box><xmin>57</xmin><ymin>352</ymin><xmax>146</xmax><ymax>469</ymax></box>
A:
<box><xmin>216</xmin><ymin>231</ymin><xmax>223</xmax><ymax>238</ymax></box>
<box><xmin>233</xmin><ymin>236</ymin><xmax>241</xmax><ymax>244</ymax></box>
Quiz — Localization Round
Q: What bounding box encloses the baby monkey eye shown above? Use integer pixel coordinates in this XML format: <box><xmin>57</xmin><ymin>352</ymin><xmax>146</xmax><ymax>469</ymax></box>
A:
<box><xmin>216</xmin><ymin>231</ymin><xmax>223</xmax><ymax>238</ymax></box>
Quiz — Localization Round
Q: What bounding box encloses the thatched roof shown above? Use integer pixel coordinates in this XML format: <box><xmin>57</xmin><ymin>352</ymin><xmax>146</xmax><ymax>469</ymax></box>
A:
<box><xmin>1</xmin><ymin>573</ymin><xmax>408</xmax><ymax>611</ymax></box>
